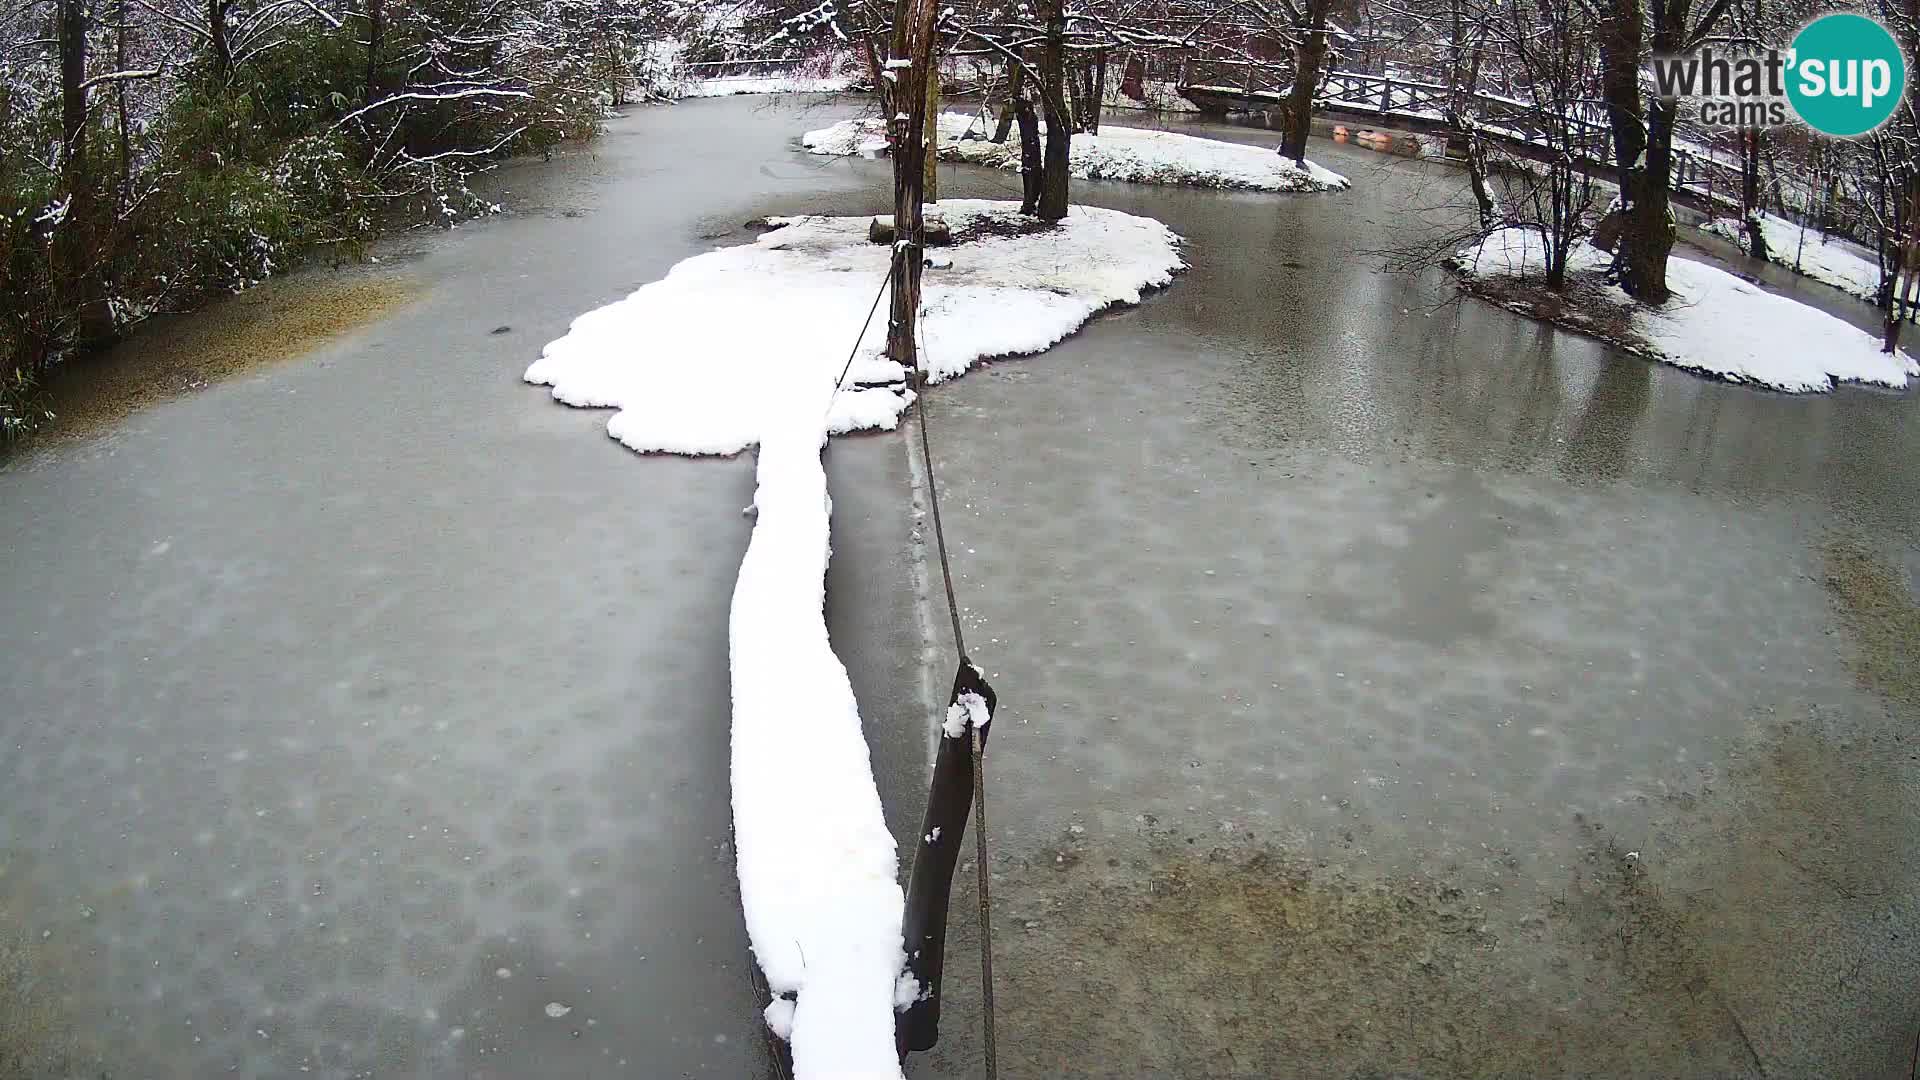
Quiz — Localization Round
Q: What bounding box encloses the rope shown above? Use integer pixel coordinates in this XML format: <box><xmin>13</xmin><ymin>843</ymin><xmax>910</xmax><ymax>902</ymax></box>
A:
<box><xmin>913</xmin><ymin>289</ymin><xmax>996</xmax><ymax>1079</ymax></box>
<box><xmin>970</xmin><ymin>721</ymin><xmax>997</xmax><ymax>1077</ymax></box>
<box><xmin>912</xmin><ymin>347</ymin><xmax>968</xmax><ymax>658</ymax></box>
<box><xmin>822</xmin><ymin>271</ymin><xmax>898</xmax><ymax>426</ymax></box>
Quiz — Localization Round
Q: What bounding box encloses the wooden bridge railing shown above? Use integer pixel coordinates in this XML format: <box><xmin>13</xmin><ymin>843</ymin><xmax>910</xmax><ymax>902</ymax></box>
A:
<box><xmin>1178</xmin><ymin>60</ymin><xmax>1741</xmax><ymax>211</ymax></box>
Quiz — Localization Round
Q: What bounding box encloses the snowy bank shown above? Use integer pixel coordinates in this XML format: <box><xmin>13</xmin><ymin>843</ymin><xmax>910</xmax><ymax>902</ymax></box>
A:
<box><xmin>1701</xmin><ymin>212</ymin><xmax>1884</xmax><ymax>304</ymax></box>
<box><xmin>1451</xmin><ymin>228</ymin><xmax>1916</xmax><ymax>393</ymax></box>
<box><xmin>802</xmin><ymin>112</ymin><xmax>1350</xmax><ymax>192</ymax></box>
<box><xmin>681</xmin><ymin>74</ymin><xmax>855</xmax><ymax>97</ymax></box>
<box><xmin>525</xmin><ymin>201</ymin><xmax>1182</xmax><ymax>1076</ymax></box>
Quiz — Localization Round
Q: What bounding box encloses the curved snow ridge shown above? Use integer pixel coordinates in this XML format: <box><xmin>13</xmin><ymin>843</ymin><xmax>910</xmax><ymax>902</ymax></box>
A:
<box><xmin>731</xmin><ymin>421</ymin><xmax>907</xmax><ymax>1079</ymax></box>
<box><xmin>523</xmin><ymin>200</ymin><xmax>1182</xmax><ymax>1078</ymax></box>
<box><xmin>1452</xmin><ymin>227</ymin><xmax>1918</xmax><ymax>394</ymax></box>
<box><xmin>524</xmin><ymin>200</ymin><xmax>1186</xmax><ymax>456</ymax></box>
<box><xmin>803</xmin><ymin>112</ymin><xmax>1351</xmax><ymax>193</ymax></box>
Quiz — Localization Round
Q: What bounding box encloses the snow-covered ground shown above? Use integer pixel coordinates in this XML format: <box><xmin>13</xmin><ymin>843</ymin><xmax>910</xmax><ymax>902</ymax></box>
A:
<box><xmin>1452</xmin><ymin>227</ymin><xmax>1916</xmax><ymax>393</ymax></box>
<box><xmin>525</xmin><ymin>200</ymin><xmax>1182</xmax><ymax>1077</ymax></box>
<box><xmin>1701</xmin><ymin>212</ymin><xmax>1885</xmax><ymax>303</ymax></box>
<box><xmin>680</xmin><ymin>74</ymin><xmax>855</xmax><ymax>97</ymax></box>
<box><xmin>803</xmin><ymin>112</ymin><xmax>1351</xmax><ymax>192</ymax></box>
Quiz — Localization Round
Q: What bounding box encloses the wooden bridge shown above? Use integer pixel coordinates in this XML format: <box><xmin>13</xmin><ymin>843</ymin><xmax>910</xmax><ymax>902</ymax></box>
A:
<box><xmin>1178</xmin><ymin>59</ymin><xmax>1741</xmax><ymax>215</ymax></box>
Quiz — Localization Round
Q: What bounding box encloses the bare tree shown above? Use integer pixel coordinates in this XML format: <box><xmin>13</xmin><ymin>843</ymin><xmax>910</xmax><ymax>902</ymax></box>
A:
<box><xmin>1377</xmin><ymin>0</ymin><xmax>1606</xmax><ymax>290</ymax></box>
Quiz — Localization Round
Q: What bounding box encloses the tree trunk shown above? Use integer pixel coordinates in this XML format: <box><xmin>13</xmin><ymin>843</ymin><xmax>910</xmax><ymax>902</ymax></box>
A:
<box><xmin>924</xmin><ymin>33</ymin><xmax>939</xmax><ymax>203</ymax></box>
<box><xmin>1596</xmin><ymin>0</ymin><xmax>1644</xmax><ymax>194</ymax></box>
<box><xmin>991</xmin><ymin>59</ymin><xmax>1019</xmax><ymax>143</ymax></box>
<box><xmin>1618</xmin><ymin>97</ymin><xmax>1675</xmax><ymax>303</ymax></box>
<box><xmin>1600</xmin><ymin>0</ymin><xmax>1671</xmax><ymax>303</ymax></box>
<box><xmin>862</xmin><ymin>35</ymin><xmax>889</xmax><ymax>115</ymax></box>
<box><xmin>1035</xmin><ymin>0</ymin><xmax>1070</xmax><ymax>221</ymax></box>
<box><xmin>1741</xmin><ymin>128</ymin><xmax>1768</xmax><ymax>260</ymax></box>
<box><xmin>208</xmin><ymin>0</ymin><xmax>232</xmax><ymax>84</ymax></box>
<box><xmin>1015</xmin><ymin>73</ymin><xmax>1042</xmax><ymax>214</ymax></box>
<box><xmin>1281</xmin><ymin>1</ymin><xmax>1329</xmax><ymax>163</ymax></box>
<box><xmin>1887</xmin><ymin>0</ymin><xmax>1919</xmax><ymax>352</ymax></box>
<box><xmin>1886</xmin><ymin>183</ymin><xmax>1918</xmax><ymax>353</ymax></box>
<box><xmin>114</xmin><ymin>0</ymin><xmax>129</xmax><ymax>196</ymax></box>
<box><xmin>1462</xmin><ymin>134</ymin><xmax>1495</xmax><ymax>229</ymax></box>
<box><xmin>364</xmin><ymin>0</ymin><xmax>384</xmax><ymax>105</ymax></box>
<box><xmin>1065</xmin><ymin>56</ymin><xmax>1088</xmax><ymax>132</ymax></box>
<box><xmin>1087</xmin><ymin>48</ymin><xmax>1105</xmax><ymax>134</ymax></box>
<box><xmin>885</xmin><ymin>0</ymin><xmax>935</xmax><ymax>369</ymax></box>
<box><xmin>58</xmin><ymin>0</ymin><xmax>116</xmax><ymax>349</ymax></box>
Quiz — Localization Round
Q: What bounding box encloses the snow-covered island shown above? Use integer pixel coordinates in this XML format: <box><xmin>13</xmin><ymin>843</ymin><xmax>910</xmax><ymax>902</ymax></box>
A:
<box><xmin>527</xmin><ymin>200</ymin><xmax>1184</xmax><ymax>453</ymax></box>
<box><xmin>525</xmin><ymin>200</ymin><xmax>1182</xmax><ymax>1077</ymax></box>
<box><xmin>1449</xmin><ymin>228</ymin><xmax>1917</xmax><ymax>394</ymax></box>
<box><xmin>803</xmin><ymin>112</ymin><xmax>1351</xmax><ymax>193</ymax></box>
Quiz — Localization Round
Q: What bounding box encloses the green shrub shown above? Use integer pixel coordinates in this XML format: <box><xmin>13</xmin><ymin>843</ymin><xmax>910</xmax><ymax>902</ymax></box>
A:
<box><xmin>235</xmin><ymin>27</ymin><xmax>368</xmax><ymax>136</ymax></box>
<box><xmin>0</xmin><ymin>365</ymin><xmax>51</xmax><ymax>442</ymax></box>
<box><xmin>275</xmin><ymin>133</ymin><xmax>379</xmax><ymax>248</ymax></box>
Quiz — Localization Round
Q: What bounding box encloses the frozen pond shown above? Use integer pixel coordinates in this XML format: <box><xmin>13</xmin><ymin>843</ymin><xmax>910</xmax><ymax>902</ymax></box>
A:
<box><xmin>0</xmin><ymin>96</ymin><xmax>924</xmax><ymax>1079</ymax></box>
<box><xmin>3</xmin><ymin>94</ymin><xmax>1918</xmax><ymax>1078</ymax></box>
<box><xmin>889</xmin><ymin>112</ymin><xmax>1920</xmax><ymax>1078</ymax></box>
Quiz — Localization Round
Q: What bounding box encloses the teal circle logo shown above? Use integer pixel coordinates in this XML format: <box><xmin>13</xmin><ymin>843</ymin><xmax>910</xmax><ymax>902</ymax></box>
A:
<box><xmin>1786</xmin><ymin>13</ymin><xmax>1907</xmax><ymax>137</ymax></box>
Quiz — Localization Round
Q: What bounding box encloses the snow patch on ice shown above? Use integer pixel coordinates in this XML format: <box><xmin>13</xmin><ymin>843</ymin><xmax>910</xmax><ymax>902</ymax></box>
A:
<box><xmin>1451</xmin><ymin>227</ymin><xmax>1916</xmax><ymax>393</ymax></box>
<box><xmin>802</xmin><ymin>112</ymin><xmax>1350</xmax><ymax>192</ymax></box>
